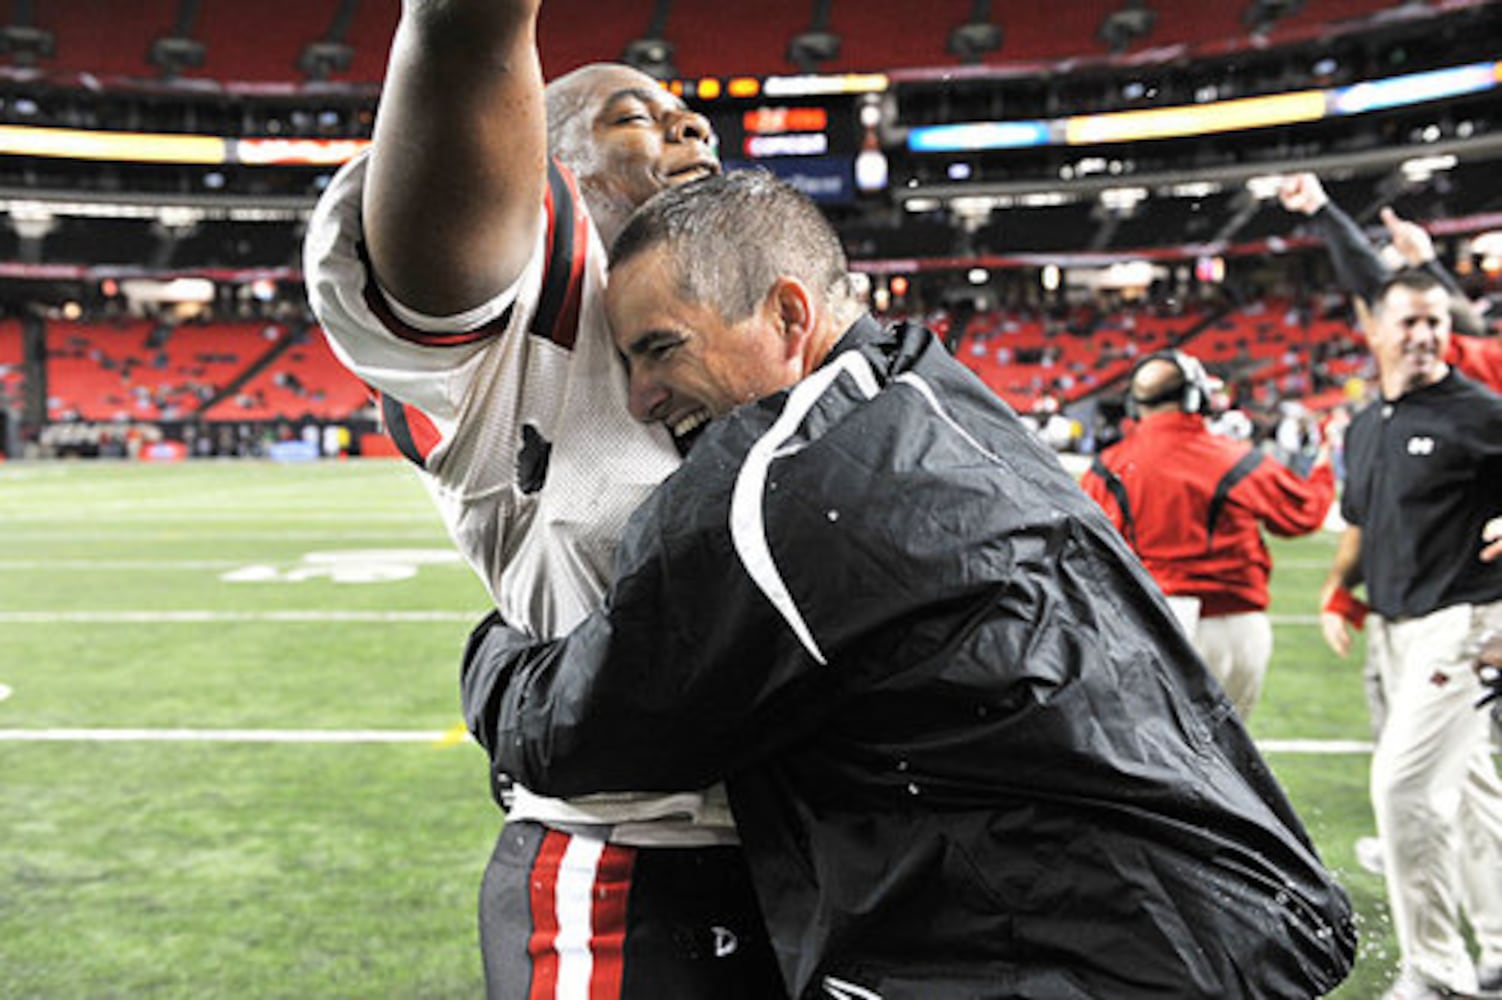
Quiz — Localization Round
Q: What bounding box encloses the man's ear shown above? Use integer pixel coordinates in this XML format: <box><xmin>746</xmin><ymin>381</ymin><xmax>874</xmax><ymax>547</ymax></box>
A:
<box><xmin>1352</xmin><ymin>296</ymin><xmax>1373</xmax><ymax>341</ymax></box>
<box><xmin>768</xmin><ymin>277</ymin><xmax>815</xmax><ymax>360</ymax></box>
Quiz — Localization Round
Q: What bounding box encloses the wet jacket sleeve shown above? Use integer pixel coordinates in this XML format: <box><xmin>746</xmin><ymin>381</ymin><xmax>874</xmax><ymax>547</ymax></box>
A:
<box><xmin>462</xmin><ymin>460</ymin><xmax>841</xmax><ymax>799</ymax></box>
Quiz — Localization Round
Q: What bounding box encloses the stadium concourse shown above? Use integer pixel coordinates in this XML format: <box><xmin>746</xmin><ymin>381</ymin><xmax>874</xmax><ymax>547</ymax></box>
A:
<box><xmin>0</xmin><ymin>1</ymin><xmax>1500</xmax><ymax>998</ymax></box>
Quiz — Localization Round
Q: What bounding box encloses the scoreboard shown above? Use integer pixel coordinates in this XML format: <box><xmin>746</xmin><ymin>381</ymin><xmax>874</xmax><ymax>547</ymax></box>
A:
<box><xmin>674</xmin><ymin>73</ymin><xmax>885</xmax><ymax>204</ymax></box>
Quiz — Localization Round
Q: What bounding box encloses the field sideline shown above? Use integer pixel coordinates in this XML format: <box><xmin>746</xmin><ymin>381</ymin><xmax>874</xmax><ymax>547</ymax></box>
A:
<box><xmin>0</xmin><ymin>459</ymin><xmax>1448</xmax><ymax>998</ymax></box>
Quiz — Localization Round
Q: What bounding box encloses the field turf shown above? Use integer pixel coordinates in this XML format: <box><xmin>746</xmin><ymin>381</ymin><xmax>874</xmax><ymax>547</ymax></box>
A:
<box><xmin>0</xmin><ymin>459</ymin><xmax>1456</xmax><ymax>998</ymax></box>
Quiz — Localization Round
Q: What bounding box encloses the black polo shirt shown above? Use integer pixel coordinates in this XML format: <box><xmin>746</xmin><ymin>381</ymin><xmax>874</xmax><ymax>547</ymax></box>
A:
<box><xmin>1341</xmin><ymin>370</ymin><xmax>1502</xmax><ymax>618</ymax></box>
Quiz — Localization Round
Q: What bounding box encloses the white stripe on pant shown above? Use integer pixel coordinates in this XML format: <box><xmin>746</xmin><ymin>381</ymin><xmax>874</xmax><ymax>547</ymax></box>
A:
<box><xmin>555</xmin><ymin>834</ymin><xmax>607</xmax><ymax>998</ymax></box>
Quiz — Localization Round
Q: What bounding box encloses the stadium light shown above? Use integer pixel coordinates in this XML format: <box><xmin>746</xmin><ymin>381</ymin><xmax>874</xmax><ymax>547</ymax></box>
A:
<box><xmin>1245</xmin><ymin>175</ymin><xmax>1285</xmax><ymax>200</ymax></box>
<box><xmin>1400</xmin><ymin>154</ymin><xmax>1457</xmax><ymax>182</ymax></box>
<box><xmin>622</xmin><ymin>37</ymin><xmax>676</xmax><ymax>81</ymax></box>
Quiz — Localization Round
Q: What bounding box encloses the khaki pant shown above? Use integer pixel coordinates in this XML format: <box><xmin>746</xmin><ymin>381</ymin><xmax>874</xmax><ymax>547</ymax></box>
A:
<box><xmin>1165</xmin><ymin>599</ymin><xmax>1273</xmax><ymax>719</ymax></box>
<box><xmin>1368</xmin><ymin>601</ymin><xmax>1502</xmax><ymax>993</ymax></box>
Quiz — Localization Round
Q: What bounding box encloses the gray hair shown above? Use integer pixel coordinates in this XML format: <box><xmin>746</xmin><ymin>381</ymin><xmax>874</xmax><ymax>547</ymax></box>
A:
<box><xmin>609</xmin><ymin>170</ymin><xmax>857</xmax><ymax>322</ymax></box>
<box><xmin>543</xmin><ymin>66</ymin><xmax>602</xmax><ymax>167</ymax></box>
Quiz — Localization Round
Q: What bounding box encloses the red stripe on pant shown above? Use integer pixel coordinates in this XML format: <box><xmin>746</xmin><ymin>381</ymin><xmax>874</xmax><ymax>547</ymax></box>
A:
<box><xmin>588</xmin><ymin>844</ymin><xmax>635</xmax><ymax>1000</ymax></box>
<box><xmin>527</xmin><ymin>830</ymin><xmax>570</xmax><ymax>999</ymax></box>
<box><xmin>526</xmin><ymin>832</ymin><xmax>638</xmax><ymax>999</ymax></box>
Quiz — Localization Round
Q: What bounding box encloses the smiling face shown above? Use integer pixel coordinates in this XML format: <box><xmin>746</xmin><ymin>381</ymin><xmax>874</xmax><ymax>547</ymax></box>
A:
<box><xmin>605</xmin><ymin>245</ymin><xmax>804</xmax><ymax>444</ymax></box>
<box><xmin>546</xmin><ymin>65</ymin><xmax>719</xmax><ymax>244</ymax></box>
<box><xmin>1368</xmin><ymin>281</ymin><xmax>1452</xmax><ymax>398</ymax></box>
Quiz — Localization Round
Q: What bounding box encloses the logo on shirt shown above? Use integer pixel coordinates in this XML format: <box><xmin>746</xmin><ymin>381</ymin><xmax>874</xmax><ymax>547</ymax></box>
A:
<box><xmin>1406</xmin><ymin>436</ymin><xmax>1435</xmax><ymax>456</ymax></box>
<box><xmin>710</xmin><ymin>925</ymin><xmax>739</xmax><ymax>958</ymax></box>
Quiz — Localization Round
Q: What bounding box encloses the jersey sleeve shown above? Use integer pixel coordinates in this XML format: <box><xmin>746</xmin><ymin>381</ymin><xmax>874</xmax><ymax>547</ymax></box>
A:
<box><xmin>302</xmin><ymin>152</ymin><xmax>591</xmax><ymax>428</ymax></box>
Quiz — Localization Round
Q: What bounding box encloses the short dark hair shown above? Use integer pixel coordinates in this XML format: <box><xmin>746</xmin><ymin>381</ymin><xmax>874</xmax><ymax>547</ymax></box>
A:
<box><xmin>609</xmin><ymin>169</ymin><xmax>855</xmax><ymax>321</ymax></box>
<box><xmin>1371</xmin><ymin>268</ymin><xmax>1446</xmax><ymax>315</ymax></box>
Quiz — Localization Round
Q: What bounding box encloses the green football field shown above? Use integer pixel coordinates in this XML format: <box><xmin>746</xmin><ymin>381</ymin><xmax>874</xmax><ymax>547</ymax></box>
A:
<box><xmin>0</xmin><ymin>458</ymin><xmax>1455</xmax><ymax>998</ymax></box>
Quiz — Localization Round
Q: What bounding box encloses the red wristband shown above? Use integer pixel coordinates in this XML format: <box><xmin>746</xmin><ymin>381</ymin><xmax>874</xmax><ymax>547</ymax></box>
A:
<box><xmin>1322</xmin><ymin>587</ymin><xmax>1368</xmax><ymax>629</ymax></box>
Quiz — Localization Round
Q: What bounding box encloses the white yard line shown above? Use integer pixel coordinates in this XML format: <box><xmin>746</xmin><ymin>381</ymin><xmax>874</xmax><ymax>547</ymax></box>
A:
<box><xmin>0</xmin><ymin>511</ymin><xmax>435</xmax><ymax>522</ymax></box>
<box><xmin>0</xmin><ymin>727</ymin><xmax>1381</xmax><ymax>752</ymax></box>
<box><xmin>0</xmin><ymin>560</ymin><xmax>248</xmax><ymax>570</ymax></box>
<box><xmin>5</xmin><ymin>531</ymin><xmax>446</xmax><ymax>541</ymax></box>
<box><xmin>0</xmin><ymin>610</ymin><xmax>484</xmax><ymax>623</ymax></box>
<box><xmin>0</xmin><ymin>609</ymin><xmax>1327</xmax><ymax>626</ymax></box>
<box><xmin>0</xmin><ymin>728</ymin><xmax>452</xmax><ymax>743</ymax></box>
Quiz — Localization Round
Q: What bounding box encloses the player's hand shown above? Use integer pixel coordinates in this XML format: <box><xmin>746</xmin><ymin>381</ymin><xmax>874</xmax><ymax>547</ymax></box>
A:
<box><xmin>1482</xmin><ymin>517</ymin><xmax>1502</xmax><ymax>563</ymax></box>
<box><xmin>1321</xmin><ymin>611</ymin><xmax>1352</xmax><ymax>658</ymax></box>
<box><xmin>1380</xmin><ymin>207</ymin><xmax>1436</xmax><ymax>266</ymax></box>
<box><xmin>1279</xmin><ymin>173</ymin><xmax>1328</xmax><ymax>216</ymax></box>
<box><xmin>1476</xmin><ymin>631</ymin><xmax>1502</xmax><ymax>715</ymax></box>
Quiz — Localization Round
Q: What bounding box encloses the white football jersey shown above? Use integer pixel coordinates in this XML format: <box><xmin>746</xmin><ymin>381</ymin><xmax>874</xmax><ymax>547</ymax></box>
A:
<box><xmin>304</xmin><ymin>153</ymin><xmax>734</xmax><ymax>843</ymax></box>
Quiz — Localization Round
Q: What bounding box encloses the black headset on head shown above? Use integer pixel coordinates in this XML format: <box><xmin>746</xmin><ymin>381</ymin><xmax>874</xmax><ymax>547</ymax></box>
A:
<box><xmin>1125</xmin><ymin>350</ymin><xmax>1213</xmax><ymax>417</ymax></box>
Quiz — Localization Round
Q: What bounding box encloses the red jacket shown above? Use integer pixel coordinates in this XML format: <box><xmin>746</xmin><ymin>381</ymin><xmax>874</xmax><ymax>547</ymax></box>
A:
<box><xmin>1081</xmin><ymin>411</ymin><xmax>1336</xmax><ymax>615</ymax></box>
<box><xmin>1448</xmin><ymin>334</ymin><xmax>1502</xmax><ymax>392</ymax></box>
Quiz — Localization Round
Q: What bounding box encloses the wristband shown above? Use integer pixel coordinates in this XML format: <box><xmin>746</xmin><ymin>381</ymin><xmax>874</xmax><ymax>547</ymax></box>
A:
<box><xmin>1322</xmin><ymin>586</ymin><xmax>1368</xmax><ymax>629</ymax></box>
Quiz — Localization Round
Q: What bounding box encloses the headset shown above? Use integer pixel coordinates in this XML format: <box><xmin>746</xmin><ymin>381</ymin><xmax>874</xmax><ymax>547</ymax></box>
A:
<box><xmin>1125</xmin><ymin>350</ymin><xmax>1214</xmax><ymax>417</ymax></box>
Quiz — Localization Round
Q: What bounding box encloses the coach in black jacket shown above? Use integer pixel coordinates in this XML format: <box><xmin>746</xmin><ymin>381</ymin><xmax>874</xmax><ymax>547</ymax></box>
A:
<box><xmin>462</xmin><ymin>172</ymin><xmax>1356</xmax><ymax>999</ymax></box>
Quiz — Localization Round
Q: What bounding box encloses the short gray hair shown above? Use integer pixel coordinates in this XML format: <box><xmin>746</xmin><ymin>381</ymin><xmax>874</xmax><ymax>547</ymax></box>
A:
<box><xmin>543</xmin><ymin>66</ymin><xmax>600</xmax><ymax>167</ymax></box>
<box><xmin>609</xmin><ymin>170</ymin><xmax>856</xmax><ymax>322</ymax></box>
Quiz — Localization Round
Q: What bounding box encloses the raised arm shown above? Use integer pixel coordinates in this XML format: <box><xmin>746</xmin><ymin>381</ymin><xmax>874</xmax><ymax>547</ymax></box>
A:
<box><xmin>1279</xmin><ymin>173</ymin><xmax>1386</xmax><ymax>305</ymax></box>
<box><xmin>363</xmin><ymin>0</ymin><xmax>548</xmax><ymax>316</ymax></box>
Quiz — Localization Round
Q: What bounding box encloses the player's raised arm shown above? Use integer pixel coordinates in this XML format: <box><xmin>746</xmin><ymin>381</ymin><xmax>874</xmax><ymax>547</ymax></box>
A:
<box><xmin>363</xmin><ymin>0</ymin><xmax>547</xmax><ymax>316</ymax></box>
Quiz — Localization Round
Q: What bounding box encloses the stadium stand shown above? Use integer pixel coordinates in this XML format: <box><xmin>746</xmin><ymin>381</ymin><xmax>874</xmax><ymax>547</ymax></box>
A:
<box><xmin>31</xmin><ymin>0</ymin><xmax>179</xmax><ymax>79</ymax></box>
<box><xmin>1</xmin><ymin>0</ymin><xmax>1416</xmax><ymax>85</ymax></box>
<box><xmin>198</xmin><ymin>326</ymin><xmax>369</xmax><ymax>422</ymax></box>
<box><xmin>0</xmin><ymin>0</ymin><xmax>1494</xmax><ymax>460</ymax></box>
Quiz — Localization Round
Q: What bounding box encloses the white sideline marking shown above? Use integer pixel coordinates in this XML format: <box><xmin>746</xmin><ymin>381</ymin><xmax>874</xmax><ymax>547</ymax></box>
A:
<box><xmin>0</xmin><ymin>610</ymin><xmax>1327</xmax><ymax>626</ymax></box>
<box><xmin>0</xmin><ymin>560</ymin><xmax>246</xmax><ymax>570</ymax></box>
<box><xmin>1</xmin><ymin>511</ymin><xmax>433</xmax><ymax>522</ymax></box>
<box><xmin>1259</xmin><ymin>739</ymin><xmax>1375</xmax><ymax>754</ymax></box>
<box><xmin>0</xmin><ymin>728</ymin><xmax>454</xmax><ymax>743</ymax></box>
<box><xmin>7</xmin><ymin>531</ymin><xmax>445</xmax><ymax>541</ymax></box>
<box><xmin>0</xmin><ymin>610</ymin><xmax>485</xmax><ymax>623</ymax></box>
<box><xmin>0</xmin><ymin>727</ymin><xmax>1376</xmax><ymax>753</ymax></box>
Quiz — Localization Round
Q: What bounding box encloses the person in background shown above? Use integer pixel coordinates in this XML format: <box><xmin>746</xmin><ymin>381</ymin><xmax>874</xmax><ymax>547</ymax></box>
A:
<box><xmin>303</xmin><ymin>1</ymin><xmax>786</xmax><ymax>995</ymax></box>
<box><xmin>1319</xmin><ymin>269</ymin><xmax>1502</xmax><ymax>1000</ymax></box>
<box><xmin>462</xmin><ymin>170</ymin><xmax>1357</xmax><ymax>1000</ymax></box>
<box><xmin>1081</xmin><ymin>349</ymin><xmax>1335</xmax><ymax>718</ymax></box>
<box><xmin>1278</xmin><ymin>172</ymin><xmax>1502</xmax><ymax>390</ymax></box>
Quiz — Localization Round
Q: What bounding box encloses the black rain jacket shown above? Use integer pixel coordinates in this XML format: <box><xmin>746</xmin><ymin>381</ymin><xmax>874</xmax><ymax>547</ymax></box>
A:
<box><xmin>462</xmin><ymin>316</ymin><xmax>1357</xmax><ymax>999</ymax></box>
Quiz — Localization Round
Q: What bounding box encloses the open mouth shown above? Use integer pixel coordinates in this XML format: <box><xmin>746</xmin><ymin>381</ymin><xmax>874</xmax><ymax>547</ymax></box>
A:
<box><xmin>666</xmin><ymin>161</ymin><xmax>719</xmax><ymax>185</ymax></box>
<box><xmin>668</xmin><ymin>408</ymin><xmax>711</xmax><ymax>454</ymax></box>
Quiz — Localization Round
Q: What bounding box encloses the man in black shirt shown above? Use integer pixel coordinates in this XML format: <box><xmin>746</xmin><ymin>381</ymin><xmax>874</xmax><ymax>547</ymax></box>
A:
<box><xmin>1320</xmin><ymin>269</ymin><xmax>1502</xmax><ymax>1000</ymax></box>
<box><xmin>463</xmin><ymin>171</ymin><xmax>1359</xmax><ymax>999</ymax></box>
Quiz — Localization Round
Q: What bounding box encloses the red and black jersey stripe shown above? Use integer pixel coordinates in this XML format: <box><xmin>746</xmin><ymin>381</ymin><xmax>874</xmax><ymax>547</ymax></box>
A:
<box><xmin>533</xmin><ymin>159</ymin><xmax>589</xmax><ymax>351</ymax></box>
<box><xmin>362</xmin><ymin>160</ymin><xmax>589</xmax><ymax>470</ymax></box>
<box><xmin>357</xmin><ymin>241</ymin><xmax>515</xmax><ymax>349</ymax></box>
<box><xmin>379</xmin><ymin>391</ymin><xmax>442</xmax><ymax>469</ymax></box>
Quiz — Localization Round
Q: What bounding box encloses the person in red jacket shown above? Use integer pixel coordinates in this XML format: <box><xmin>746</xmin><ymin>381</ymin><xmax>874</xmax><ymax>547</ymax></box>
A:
<box><xmin>1082</xmin><ymin>350</ymin><xmax>1336</xmax><ymax>717</ymax></box>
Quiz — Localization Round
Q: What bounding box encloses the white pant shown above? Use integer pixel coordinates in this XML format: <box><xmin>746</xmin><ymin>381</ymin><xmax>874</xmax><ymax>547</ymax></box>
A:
<box><xmin>1166</xmin><ymin>599</ymin><xmax>1273</xmax><ymax>719</ymax></box>
<box><xmin>1368</xmin><ymin>601</ymin><xmax>1502</xmax><ymax>993</ymax></box>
